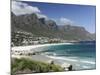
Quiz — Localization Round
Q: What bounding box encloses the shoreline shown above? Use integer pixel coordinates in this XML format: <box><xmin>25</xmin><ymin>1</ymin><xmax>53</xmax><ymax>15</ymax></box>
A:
<box><xmin>11</xmin><ymin>43</ymin><xmax>74</xmax><ymax>70</ymax></box>
<box><xmin>11</xmin><ymin>43</ymin><xmax>73</xmax><ymax>51</ymax></box>
<box><xmin>11</xmin><ymin>54</ymin><xmax>72</xmax><ymax>71</ymax></box>
<box><xmin>11</xmin><ymin>53</ymin><xmax>96</xmax><ymax>71</ymax></box>
<box><xmin>11</xmin><ymin>43</ymin><xmax>96</xmax><ymax>70</ymax></box>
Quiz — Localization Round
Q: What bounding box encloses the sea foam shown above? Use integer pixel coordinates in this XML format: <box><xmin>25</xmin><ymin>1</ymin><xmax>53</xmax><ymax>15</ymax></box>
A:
<box><xmin>46</xmin><ymin>55</ymin><xmax>96</xmax><ymax>65</ymax></box>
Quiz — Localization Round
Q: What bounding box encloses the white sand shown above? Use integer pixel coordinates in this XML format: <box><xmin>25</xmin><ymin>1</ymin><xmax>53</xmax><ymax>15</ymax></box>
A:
<box><xmin>11</xmin><ymin>43</ymin><xmax>95</xmax><ymax>70</ymax></box>
<box><xmin>11</xmin><ymin>43</ymin><xmax>73</xmax><ymax>69</ymax></box>
<box><xmin>11</xmin><ymin>43</ymin><xmax>73</xmax><ymax>51</ymax></box>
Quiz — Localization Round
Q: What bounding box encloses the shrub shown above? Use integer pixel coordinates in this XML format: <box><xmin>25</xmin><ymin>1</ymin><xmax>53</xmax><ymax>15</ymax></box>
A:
<box><xmin>11</xmin><ymin>58</ymin><xmax>64</xmax><ymax>75</ymax></box>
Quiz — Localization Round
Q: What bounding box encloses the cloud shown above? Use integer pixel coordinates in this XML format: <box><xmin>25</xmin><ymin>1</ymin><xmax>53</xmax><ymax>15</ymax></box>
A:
<box><xmin>36</xmin><ymin>13</ymin><xmax>48</xmax><ymax>19</ymax></box>
<box><xmin>12</xmin><ymin>1</ymin><xmax>48</xmax><ymax>19</ymax></box>
<box><xmin>12</xmin><ymin>1</ymin><xmax>41</xmax><ymax>16</ymax></box>
<box><xmin>52</xmin><ymin>17</ymin><xmax>73</xmax><ymax>25</ymax></box>
<box><xmin>59</xmin><ymin>17</ymin><xmax>73</xmax><ymax>25</ymax></box>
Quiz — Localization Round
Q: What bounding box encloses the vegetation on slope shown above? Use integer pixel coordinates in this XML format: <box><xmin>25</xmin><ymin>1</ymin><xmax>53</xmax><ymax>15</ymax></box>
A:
<box><xmin>11</xmin><ymin>58</ymin><xmax>64</xmax><ymax>75</ymax></box>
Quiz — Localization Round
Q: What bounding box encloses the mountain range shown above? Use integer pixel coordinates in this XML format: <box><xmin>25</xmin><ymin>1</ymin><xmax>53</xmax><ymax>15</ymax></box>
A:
<box><xmin>11</xmin><ymin>12</ymin><xmax>95</xmax><ymax>41</ymax></box>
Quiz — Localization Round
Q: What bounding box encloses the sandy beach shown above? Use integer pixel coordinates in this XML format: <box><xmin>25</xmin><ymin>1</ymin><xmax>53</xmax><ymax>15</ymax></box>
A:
<box><xmin>11</xmin><ymin>52</ymin><xmax>95</xmax><ymax>71</ymax></box>
<box><xmin>11</xmin><ymin>43</ymin><xmax>73</xmax><ymax>67</ymax></box>
<box><xmin>12</xmin><ymin>54</ymin><xmax>72</xmax><ymax>70</ymax></box>
<box><xmin>12</xmin><ymin>54</ymin><xmax>71</xmax><ymax>65</ymax></box>
<box><xmin>11</xmin><ymin>43</ymin><xmax>96</xmax><ymax>70</ymax></box>
<box><xmin>11</xmin><ymin>43</ymin><xmax>73</xmax><ymax>51</ymax></box>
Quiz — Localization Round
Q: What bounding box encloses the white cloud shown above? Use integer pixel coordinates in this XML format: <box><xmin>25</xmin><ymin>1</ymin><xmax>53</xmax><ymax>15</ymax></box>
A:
<box><xmin>12</xmin><ymin>1</ymin><xmax>41</xmax><ymax>15</ymax></box>
<box><xmin>11</xmin><ymin>1</ymin><xmax>72</xmax><ymax>23</ymax></box>
<box><xmin>36</xmin><ymin>13</ymin><xmax>48</xmax><ymax>19</ymax></box>
<box><xmin>52</xmin><ymin>17</ymin><xmax>73</xmax><ymax>25</ymax></box>
<box><xmin>12</xmin><ymin>1</ymin><xmax>47</xmax><ymax>19</ymax></box>
<box><xmin>59</xmin><ymin>17</ymin><xmax>73</xmax><ymax>25</ymax></box>
<box><xmin>12</xmin><ymin>1</ymin><xmax>41</xmax><ymax>16</ymax></box>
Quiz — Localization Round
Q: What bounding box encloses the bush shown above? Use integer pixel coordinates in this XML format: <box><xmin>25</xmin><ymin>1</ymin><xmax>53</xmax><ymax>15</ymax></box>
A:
<box><xmin>11</xmin><ymin>58</ymin><xmax>64</xmax><ymax>75</ymax></box>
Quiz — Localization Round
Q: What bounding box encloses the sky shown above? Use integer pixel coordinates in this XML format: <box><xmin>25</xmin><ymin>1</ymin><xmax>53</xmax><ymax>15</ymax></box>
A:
<box><xmin>12</xmin><ymin>0</ymin><xmax>96</xmax><ymax>33</ymax></box>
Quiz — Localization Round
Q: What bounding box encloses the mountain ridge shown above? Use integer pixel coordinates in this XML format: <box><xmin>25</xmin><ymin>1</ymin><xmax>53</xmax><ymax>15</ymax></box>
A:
<box><xmin>11</xmin><ymin>12</ymin><xmax>95</xmax><ymax>41</ymax></box>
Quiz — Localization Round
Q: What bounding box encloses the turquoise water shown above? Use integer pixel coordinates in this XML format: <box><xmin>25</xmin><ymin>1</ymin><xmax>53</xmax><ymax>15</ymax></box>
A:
<box><xmin>41</xmin><ymin>42</ymin><xmax>96</xmax><ymax>70</ymax></box>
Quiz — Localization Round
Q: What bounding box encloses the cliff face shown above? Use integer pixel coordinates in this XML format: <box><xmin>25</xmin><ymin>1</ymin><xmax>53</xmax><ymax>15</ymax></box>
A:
<box><xmin>11</xmin><ymin>12</ymin><xmax>95</xmax><ymax>41</ymax></box>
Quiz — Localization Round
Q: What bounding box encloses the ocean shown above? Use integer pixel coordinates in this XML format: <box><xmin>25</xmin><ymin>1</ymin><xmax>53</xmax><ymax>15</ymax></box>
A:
<box><xmin>40</xmin><ymin>42</ymin><xmax>96</xmax><ymax>70</ymax></box>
